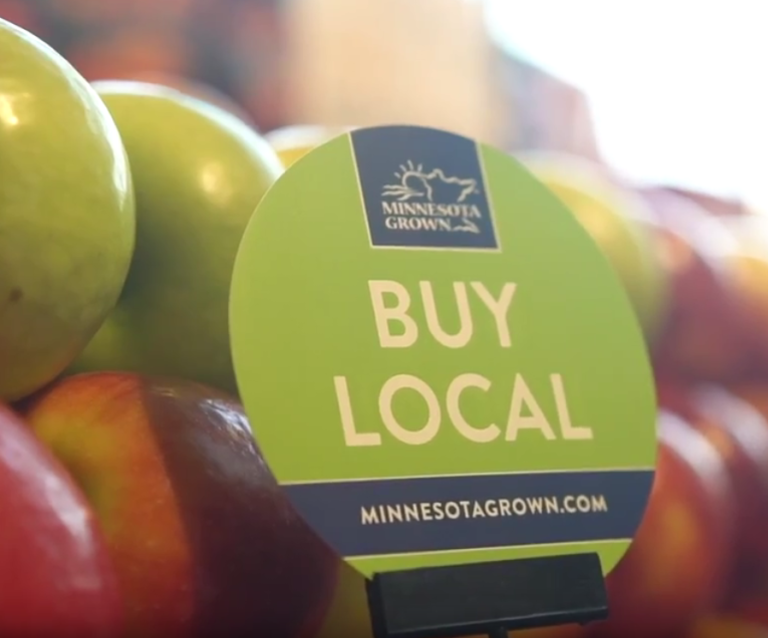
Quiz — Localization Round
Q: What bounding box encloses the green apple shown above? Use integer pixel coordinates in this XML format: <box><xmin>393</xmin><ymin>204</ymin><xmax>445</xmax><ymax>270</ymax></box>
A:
<box><xmin>70</xmin><ymin>81</ymin><xmax>283</xmax><ymax>394</ymax></box>
<box><xmin>0</xmin><ymin>19</ymin><xmax>135</xmax><ymax>401</ymax></box>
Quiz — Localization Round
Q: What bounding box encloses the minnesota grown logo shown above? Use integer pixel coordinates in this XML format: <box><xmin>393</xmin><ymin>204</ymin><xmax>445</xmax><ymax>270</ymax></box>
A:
<box><xmin>381</xmin><ymin>160</ymin><xmax>482</xmax><ymax>235</ymax></box>
<box><xmin>350</xmin><ymin>126</ymin><xmax>499</xmax><ymax>250</ymax></box>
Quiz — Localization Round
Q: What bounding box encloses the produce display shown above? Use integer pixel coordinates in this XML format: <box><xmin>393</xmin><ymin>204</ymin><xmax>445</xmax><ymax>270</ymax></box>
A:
<box><xmin>3</xmin><ymin>14</ymin><xmax>768</xmax><ymax>638</ymax></box>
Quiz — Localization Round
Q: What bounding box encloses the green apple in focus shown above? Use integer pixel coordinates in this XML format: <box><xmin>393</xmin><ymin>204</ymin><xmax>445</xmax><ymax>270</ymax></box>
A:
<box><xmin>0</xmin><ymin>19</ymin><xmax>135</xmax><ymax>401</ymax></box>
<box><xmin>519</xmin><ymin>153</ymin><xmax>669</xmax><ymax>346</ymax></box>
<box><xmin>70</xmin><ymin>81</ymin><xmax>283</xmax><ymax>394</ymax></box>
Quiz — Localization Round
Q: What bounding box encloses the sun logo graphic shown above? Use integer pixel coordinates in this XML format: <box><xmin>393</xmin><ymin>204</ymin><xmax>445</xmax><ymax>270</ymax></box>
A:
<box><xmin>380</xmin><ymin>161</ymin><xmax>482</xmax><ymax>234</ymax></box>
<box><xmin>382</xmin><ymin>160</ymin><xmax>480</xmax><ymax>204</ymax></box>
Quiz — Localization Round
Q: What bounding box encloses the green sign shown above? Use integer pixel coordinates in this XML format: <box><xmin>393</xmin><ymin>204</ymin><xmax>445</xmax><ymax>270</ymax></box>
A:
<box><xmin>230</xmin><ymin>125</ymin><xmax>657</xmax><ymax>578</ymax></box>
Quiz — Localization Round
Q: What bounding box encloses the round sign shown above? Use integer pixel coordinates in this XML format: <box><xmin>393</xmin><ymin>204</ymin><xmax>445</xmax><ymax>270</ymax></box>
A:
<box><xmin>230</xmin><ymin>125</ymin><xmax>657</xmax><ymax>578</ymax></box>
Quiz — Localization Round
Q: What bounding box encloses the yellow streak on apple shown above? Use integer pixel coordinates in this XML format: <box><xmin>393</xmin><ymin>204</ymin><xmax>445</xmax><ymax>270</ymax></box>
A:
<box><xmin>26</xmin><ymin>375</ymin><xmax>196</xmax><ymax>636</ymax></box>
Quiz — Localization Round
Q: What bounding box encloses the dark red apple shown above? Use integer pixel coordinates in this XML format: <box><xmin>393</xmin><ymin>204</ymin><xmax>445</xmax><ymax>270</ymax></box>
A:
<box><xmin>584</xmin><ymin>410</ymin><xmax>735</xmax><ymax>638</ymax></box>
<box><xmin>21</xmin><ymin>372</ymin><xmax>339</xmax><ymax>638</ymax></box>
<box><xmin>639</xmin><ymin>187</ymin><xmax>753</xmax><ymax>381</ymax></box>
<box><xmin>0</xmin><ymin>402</ymin><xmax>123</xmax><ymax>638</ymax></box>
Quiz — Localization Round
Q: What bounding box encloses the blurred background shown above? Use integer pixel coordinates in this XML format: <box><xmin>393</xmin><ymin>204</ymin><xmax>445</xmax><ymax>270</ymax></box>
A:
<box><xmin>5</xmin><ymin>0</ymin><xmax>764</xmax><ymax>213</ymax></box>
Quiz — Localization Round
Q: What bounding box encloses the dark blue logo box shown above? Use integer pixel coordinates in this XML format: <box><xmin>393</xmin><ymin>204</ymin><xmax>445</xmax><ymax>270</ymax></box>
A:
<box><xmin>351</xmin><ymin>126</ymin><xmax>499</xmax><ymax>250</ymax></box>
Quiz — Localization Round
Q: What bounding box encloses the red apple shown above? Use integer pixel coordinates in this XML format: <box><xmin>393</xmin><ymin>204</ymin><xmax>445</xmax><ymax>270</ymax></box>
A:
<box><xmin>657</xmin><ymin>380</ymin><xmax>768</xmax><ymax>600</ymax></box>
<box><xmin>0</xmin><ymin>402</ymin><xmax>123</xmax><ymax>638</ymax></box>
<box><xmin>584</xmin><ymin>410</ymin><xmax>735</xmax><ymax>638</ymax></box>
<box><xmin>22</xmin><ymin>372</ymin><xmax>338</xmax><ymax>638</ymax></box>
<box><xmin>639</xmin><ymin>187</ymin><xmax>753</xmax><ymax>381</ymax></box>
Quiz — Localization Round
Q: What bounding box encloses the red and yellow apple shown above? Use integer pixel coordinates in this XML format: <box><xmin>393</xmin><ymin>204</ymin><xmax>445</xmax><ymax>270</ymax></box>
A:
<box><xmin>0</xmin><ymin>402</ymin><xmax>123</xmax><ymax>638</ymax></box>
<box><xmin>69</xmin><ymin>80</ymin><xmax>283</xmax><ymax>395</ymax></box>
<box><xmin>640</xmin><ymin>187</ymin><xmax>752</xmax><ymax>381</ymax></box>
<box><xmin>657</xmin><ymin>380</ymin><xmax>768</xmax><ymax>600</ymax></box>
<box><xmin>519</xmin><ymin>153</ymin><xmax>669</xmax><ymax>346</ymax></box>
<box><xmin>22</xmin><ymin>372</ymin><xmax>338</xmax><ymax>638</ymax></box>
<box><xmin>0</xmin><ymin>18</ymin><xmax>135</xmax><ymax>401</ymax></box>
<box><xmin>584</xmin><ymin>410</ymin><xmax>735</xmax><ymax>638</ymax></box>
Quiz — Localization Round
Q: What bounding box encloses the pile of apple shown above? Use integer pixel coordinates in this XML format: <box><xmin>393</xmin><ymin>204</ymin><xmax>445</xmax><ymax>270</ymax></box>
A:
<box><xmin>0</xmin><ymin>18</ymin><xmax>338</xmax><ymax>638</ymax></box>
<box><xmin>5</xmin><ymin>15</ymin><xmax>768</xmax><ymax>638</ymax></box>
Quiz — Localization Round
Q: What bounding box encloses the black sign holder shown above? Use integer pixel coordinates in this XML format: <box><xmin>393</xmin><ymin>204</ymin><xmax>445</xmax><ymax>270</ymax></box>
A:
<box><xmin>366</xmin><ymin>552</ymin><xmax>608</xmax><ymax>638</ymax></box>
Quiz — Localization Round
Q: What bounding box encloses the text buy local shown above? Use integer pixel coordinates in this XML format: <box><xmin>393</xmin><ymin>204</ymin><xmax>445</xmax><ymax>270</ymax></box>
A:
<box><xmin>334</xmin><ymin>280</ymin><xmax>594</xmax><ymax>447</ymax></box>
